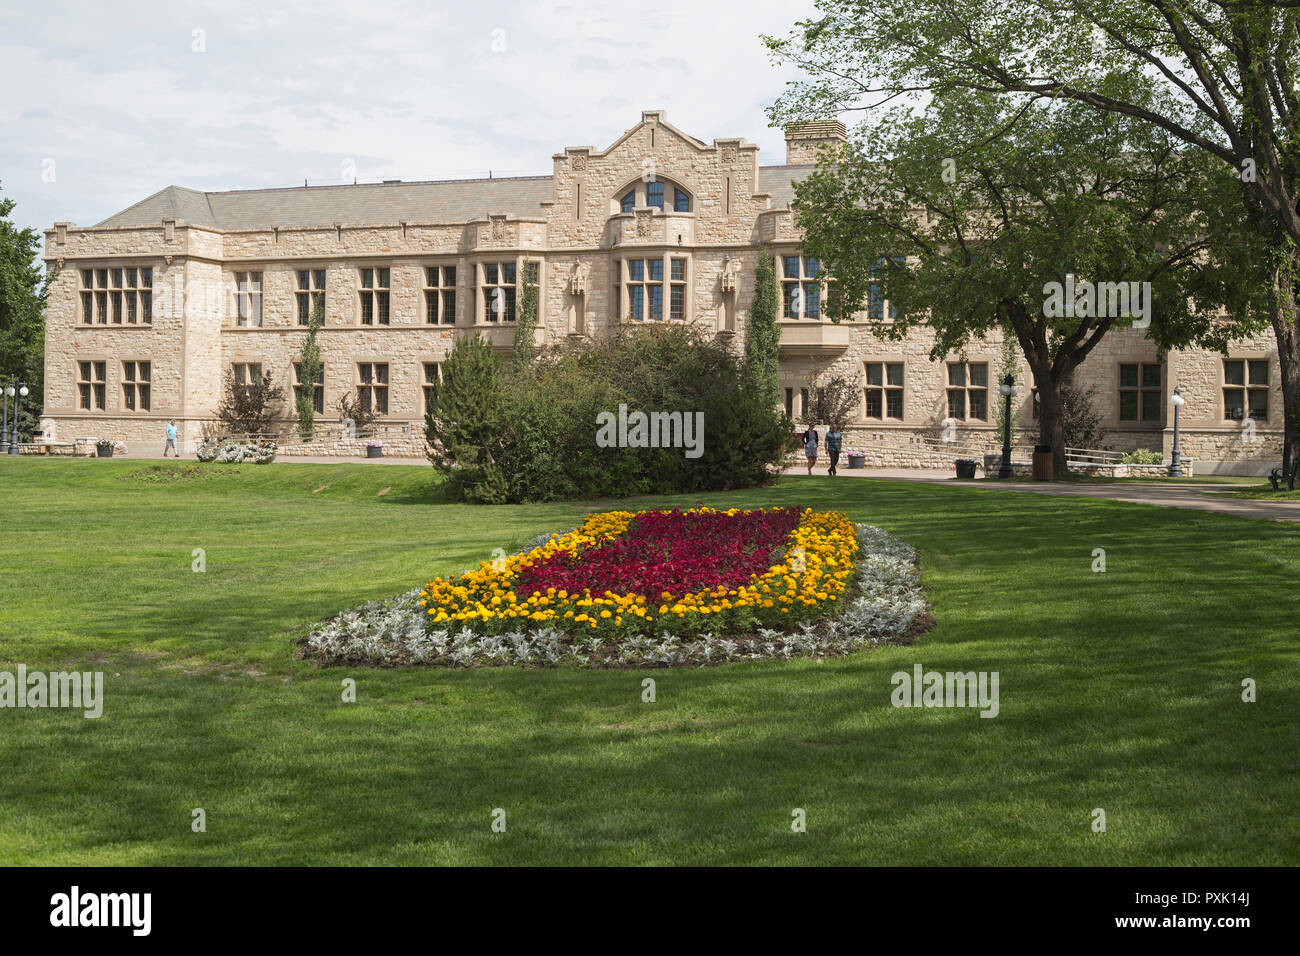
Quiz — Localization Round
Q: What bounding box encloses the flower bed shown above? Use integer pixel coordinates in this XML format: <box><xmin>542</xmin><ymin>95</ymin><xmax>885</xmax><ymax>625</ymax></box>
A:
<box><xmin>302</xmin><ymin>510</ymin><xmax>932</xmax><ymax>668</ymax></box>
<box><xmin>420</xmin><ymin>507</ymin><xmax>858</xmax><ymax>638</ymax></box>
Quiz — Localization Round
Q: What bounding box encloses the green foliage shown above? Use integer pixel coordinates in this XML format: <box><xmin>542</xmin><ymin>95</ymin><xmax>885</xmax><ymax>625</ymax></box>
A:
<box><xmin>295</xmin><ymin>301</ymin><xmax>323</xmax><ymax>441</ymax></box>
<box><xmin>425</xmin><ymin>332</ymin><xmax>511</xmax><ymax>503</ymax></box>
<box><xmin>1060</xmin><ymin>377</ymin><xmax>1105</xmax><ymax>451</ymax></box>
<box><xmin>744</xmin><ymin>246</ymin><xmax>782</xmax><ymax>412</ymax></box>
<box><xmin>1123</xmin><ymin>448</ymin><xmax>1163</xmax><ymax>465</ymax></box>
<box><xmin>426</xmin><ymin>325</ymin><xmax>789</xmax><ymax>503</ymax></box>
<box><xmin>0</xmin><ymin>185</ymin><xmax>48</xmax><ymax>440</ymax></box>
<box><xmin>512</xmin><ymin>260</ymin><xmax>539</xmax><ymax>373</ymax></box>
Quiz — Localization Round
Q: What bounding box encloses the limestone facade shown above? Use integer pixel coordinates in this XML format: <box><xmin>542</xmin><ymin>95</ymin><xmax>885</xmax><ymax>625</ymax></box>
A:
<box><xmin>41</xmin><ymin>110</ymin><xmax>1284</xmax><ymax>473</ymax></box>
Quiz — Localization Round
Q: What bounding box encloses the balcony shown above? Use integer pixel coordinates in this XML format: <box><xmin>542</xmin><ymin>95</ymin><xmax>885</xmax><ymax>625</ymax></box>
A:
<box><xmin>777</xmin><ymin>321</ymin><xmax>853</xmax><ymax>357</ymax></box>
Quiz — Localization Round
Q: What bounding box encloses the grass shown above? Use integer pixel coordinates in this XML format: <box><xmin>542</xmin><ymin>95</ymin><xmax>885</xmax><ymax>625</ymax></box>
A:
<box><xmin>1206</xmin><ymin>482</ymin><xmax>1300</xmax><ymax>500</ymax></box>
<box><xmin>1</xmin><ymin>457</ymin><xmax>1296</xmax><ymax>865</ymax></box>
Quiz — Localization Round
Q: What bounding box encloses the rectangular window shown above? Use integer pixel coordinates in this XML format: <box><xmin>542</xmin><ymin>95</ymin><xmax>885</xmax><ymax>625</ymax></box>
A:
<box><xmin>868</xmin><ymin>257</ymin><xmax>903</xmax><ymax>321</ymax></box>
<box><xmin>865</xmin><ymin>362</ymin><xmax>904</xmax><ymax>420</ymax></box>
<box><xmin>358</xmin><ymin>362</ymin><xmax>389</xmax><ymax>415</ymax></box>
<box><xmin>800</xmin><ymin>388</ymin><xmax>810</xmax><ymax>419</ymax></box>
<box><xmin>293</xmin><ymin>362</ymin><xmax>324</xmax><ymax>414</ymax></box>
<box><xmin>646</xmin><ymin>181</ymin><xmax>664</xmax><ymax>210</ymax></box>
<box><xmin>235</xmin><ymin>271</ymin><xmax>263</xmax><ymax>327</ymax></box>
<box><xmin>784</xmin><ymin>387</ymin><xmax>794</xmax><ymax>418</ymax></box>
<box><xmin>232</xmin><ymin>362</ymin><xmax>262</xmax><ymax>401</ymax></box>
<box><xmin>81</xmin><ymin>267</ymin><xmax>151</xmax><ymax>324</ymax></box>
<box><xmin>1118</xmin><ymin>362</ymin><xmax>1162</xmax><ymax>423</ymax></box>
<box><xmin>618</xmin><ymin>257</ymin><xmax>686</xmax><ymax>321</ymax></box>
<box><xmin>947</xmin><ymin>361</ymin><xmax>989</xmax><ymax>421</ymax></box>
<box><xmin>359</xmin><ymin>267</ymin><xmax>390</xmax><ymax>325</ymax></box>
<box><xmin>297</xmin><ymin>269</ymin><xmax>326</xmax><ymax>326</ymax></box>
<box><xmin>482</xmin><ymin>262</ymin><xmax>516</xmax><ymax>322</ymax></box>
<box><xmin>424</xmin><ymin>266</ymin><xmax>457</xmax><ymax>325</ymax></box>
<box><xmin>122</xmin><ymin>360</ymin><xmax>151</xmax><ymax>412</ymax></box>
<box><xmin>422</xmin><ymin>362</ymin><xmax>441</xmax><ymax>415</ymax></box>
<box><xmin>77</xmin><ymin>360</ymin><xmax>106</xmax><ymax>410</ymax></box>
<box><xmin>780</xmin><ymin>255</ymin><xmax>827</xmax><ymax>319</ymax></box>
<box><xmin>1224</xmin><ymin>359</ymin><xmax>1269</xmax><ymax>422</ymax></box>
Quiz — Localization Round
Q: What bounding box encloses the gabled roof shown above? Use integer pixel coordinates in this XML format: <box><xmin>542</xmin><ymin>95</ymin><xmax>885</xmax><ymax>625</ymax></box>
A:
<box><xmin>758</xmin><ymin>165</ymin><xmax>817</xmax><ymax>208</ymax></box>
<box><xmin>93</xmin><ymin>176</ymin><xmax>556</xmax><ymax>231</ymax></box>
<box><xmin>90</xmin><ymin>163</ymin><xmax>818</xmax><ymax>232</ymax></box>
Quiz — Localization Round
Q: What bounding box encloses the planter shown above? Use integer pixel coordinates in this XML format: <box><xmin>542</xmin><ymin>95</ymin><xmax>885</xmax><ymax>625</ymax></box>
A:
<box><xmin>847</xmin><ymin>454</ymin><xmax>866</xmax><ymax>469</ymax></box>
<box><xmin>1032</xmin><ymin>444</ymin><xmax>1054</xmax><ymax>481</ymax></box>
<box><xmin>365</xmin><ymin>446</ymin><xmax>383</xmax><ymax>459</ymax></box>
<box><xmin>954</xmin><ymin>458</ymin><xmax>977</xmax><ymax>479</ymax></box>
<box><xmin>96</xmin><ymin>446</ymin><xmax>114</xmax><ymax>458</ymax></box>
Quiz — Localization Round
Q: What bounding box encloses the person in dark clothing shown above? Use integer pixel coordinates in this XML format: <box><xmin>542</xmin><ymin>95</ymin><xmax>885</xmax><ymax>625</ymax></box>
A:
<box><xmin>825</xmin><ymin>423</ymin><xmax>844</xmax><ymax>476</ymax></box>
<box><xmin>801</xmin><ymin>426</ymin><xmax>819</xmax><ymax>476</ymax></box>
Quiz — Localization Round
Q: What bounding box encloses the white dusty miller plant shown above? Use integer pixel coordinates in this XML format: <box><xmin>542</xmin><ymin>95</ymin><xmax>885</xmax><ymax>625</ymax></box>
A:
<box><xmin>304</xmin><ymin>524</ymin><xmax>930</xmax><ymax>668</ymax></box>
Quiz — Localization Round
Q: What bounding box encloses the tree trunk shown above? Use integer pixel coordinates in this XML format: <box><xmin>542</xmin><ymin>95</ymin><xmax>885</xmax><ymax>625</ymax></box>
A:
<box><xmin>1036</xmin><ymin>375</ymin><xmax>1067</xmax><ymax>477</ymax></box>
<box><xmin>1269</xmin><ymin>264</ymin><xmax>1300</xmax><ymax>489</ymax></box>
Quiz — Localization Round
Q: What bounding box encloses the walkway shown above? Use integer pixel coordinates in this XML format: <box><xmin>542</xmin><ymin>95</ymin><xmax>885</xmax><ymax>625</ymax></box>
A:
<box><xmin>781</xmin><ymin>462</ymin><xmax>1300</xmax><ymax>523</ymax></box>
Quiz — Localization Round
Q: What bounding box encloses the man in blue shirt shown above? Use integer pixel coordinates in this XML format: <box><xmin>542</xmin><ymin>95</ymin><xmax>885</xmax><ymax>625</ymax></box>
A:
<box><xmin>164</xmin><ymin>420</ymin><xmax>178</xmax><ymax>457</ymax></box>
<box><xmin>826</xmin><ymin>423</ymin><xmax>844</xmax><ymax>476</ymax></box>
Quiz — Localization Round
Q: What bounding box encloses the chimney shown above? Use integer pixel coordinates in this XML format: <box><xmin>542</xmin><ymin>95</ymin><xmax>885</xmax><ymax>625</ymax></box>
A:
<box><xmin>784</xmin><ymin>120</ymin><xmax>848</xmax><ymax>165</ymax></box>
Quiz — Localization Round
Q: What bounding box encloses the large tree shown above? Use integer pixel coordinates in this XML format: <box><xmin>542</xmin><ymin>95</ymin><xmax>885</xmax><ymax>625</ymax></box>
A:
<box><xmin>766</xmin><ymin>0</ymin><xmax>1300</xmax><ymax>476</ymax></box>
<box><xmin>0</xmin><ymin>184</ymin><xmax>48</xmax><ymax>440</ymax></box>
<box><xmin>784</xmin><ymin>86</ymin><xmax>1262</xmax><ymax>472</ymax></box>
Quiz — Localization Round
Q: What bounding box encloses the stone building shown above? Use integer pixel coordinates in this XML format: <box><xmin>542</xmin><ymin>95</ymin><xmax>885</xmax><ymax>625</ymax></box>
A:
<box><xmin>41</xmin><ymin>110</ymin><xmax>1281</xmax><ymax>472</ymax></box>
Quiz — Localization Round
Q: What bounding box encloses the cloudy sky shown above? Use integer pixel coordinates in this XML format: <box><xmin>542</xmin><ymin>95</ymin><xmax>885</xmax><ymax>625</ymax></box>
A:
<box><xmin>0</xmin><ymin>0</ymin><xmax>819</xmax><ymax>239</ymax></box>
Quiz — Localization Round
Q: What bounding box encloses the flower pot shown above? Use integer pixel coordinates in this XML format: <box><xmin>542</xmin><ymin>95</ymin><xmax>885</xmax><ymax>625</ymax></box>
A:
<box><xmin>847</xmin><ymin>454</ymin><xmax>866</xmax><ymax>469</ymax></box>
<box><xmin>365</xmin><ymin>446</ymin><xmax>383</xmax><ymax>458</ymax></box>
<box><xmin>96</xmin><ymin>445</ymin><xmax>114</xmax><ymax>458</ymax></box>
<box><xmin>955</xmin><ymin>458</ymin><xmax>977</xmax><ymax>479</ymax></box>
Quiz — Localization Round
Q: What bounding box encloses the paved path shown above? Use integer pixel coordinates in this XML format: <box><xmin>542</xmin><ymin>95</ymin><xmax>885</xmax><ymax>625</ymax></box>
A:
<box><xmin>781</xmin><ymin>462</ymin><xmax>1300</xmax><ymax>523</ymax></box>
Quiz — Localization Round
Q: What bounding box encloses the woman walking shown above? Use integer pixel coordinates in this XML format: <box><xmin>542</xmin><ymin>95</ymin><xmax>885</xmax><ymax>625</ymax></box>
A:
<box><xmin>801</xmin><ymin>425</ymin><xmax>819</xmax><ymax>476</ymax></box>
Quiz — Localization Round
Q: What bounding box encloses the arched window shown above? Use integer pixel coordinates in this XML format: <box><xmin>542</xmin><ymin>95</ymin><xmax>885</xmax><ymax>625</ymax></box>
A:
<box><xmin>617</xmin><ymin>181</ymin><xmax>692</xmax><ymax>214</ymax></box>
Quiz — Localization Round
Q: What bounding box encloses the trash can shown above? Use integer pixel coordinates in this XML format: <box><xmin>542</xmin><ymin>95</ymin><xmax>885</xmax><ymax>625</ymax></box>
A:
<box><xmin>1032</xmin><ymin>445</ymin><xmax>1054</xmax><ymax>481</ymax></box>
<box><xmin>955</xmin><ymin>458</ymin><xmax>977</xmax><ymax>479</ymax></box>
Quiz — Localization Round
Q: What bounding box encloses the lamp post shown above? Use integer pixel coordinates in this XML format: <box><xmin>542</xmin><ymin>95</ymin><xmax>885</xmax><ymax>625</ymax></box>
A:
<box><xmin>998</xmin><ymin>374</ymin><xmax>1018</xmax><ymax>478</ymax></box>
<box><xmin>7</xmin><ymin>383</ymin><xmax>28</xmax><ymax>455</ymax></box>
<box><xmin>1169</xmin><ymin>386</ymin><xmax>1185</xmax><ymax>477</ymax></box>
<box><xmin>1</xmin><ymin>384</ymin><xmax>10</xmax><ymax>455</ymax></box>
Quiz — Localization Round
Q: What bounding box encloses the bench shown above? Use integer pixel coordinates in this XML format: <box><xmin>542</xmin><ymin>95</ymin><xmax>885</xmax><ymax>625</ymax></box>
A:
<box><xmin>1268</xmin><ymin>459</ymin><xmax>1299</xmax><ymax>491</ymax></box>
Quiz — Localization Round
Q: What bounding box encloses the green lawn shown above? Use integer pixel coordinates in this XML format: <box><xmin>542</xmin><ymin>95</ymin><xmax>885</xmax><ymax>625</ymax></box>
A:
<box><xmin>2</xmin><ymin>458</ymin><xmax>1296</xmax><ymax>865</ymax></box>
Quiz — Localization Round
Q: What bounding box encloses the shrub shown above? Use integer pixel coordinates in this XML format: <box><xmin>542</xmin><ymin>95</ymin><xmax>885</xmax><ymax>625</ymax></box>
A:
<box><xmin>216</xmin><ymin>367</ymin><xmax>283</xmax><ymax>437</ymax></box>
<box><xmin>1123</xmin><ymin>448</ymin><xmax>1164</xmax><ymax>464</ymax></box>
<box><xmin>425</xmin><ymin>325</ymin><xmax>788</xmax><ymax>503</ymax></box>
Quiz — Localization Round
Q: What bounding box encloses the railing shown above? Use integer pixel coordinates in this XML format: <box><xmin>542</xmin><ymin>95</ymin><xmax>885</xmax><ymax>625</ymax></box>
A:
<box><xmin>195</xmin><ymin>420</ymin><xmax>422</xmax><ymax>444</ymax></box>
<box><xmin>1064</xmin><ymin>446</ymin><xmax>1127</xmax><ymax>465</ymax></box>
<box><xmin>860</xmin><ymin>431</ymin><xmax>1035</xmax><ymax>463</ymax></box>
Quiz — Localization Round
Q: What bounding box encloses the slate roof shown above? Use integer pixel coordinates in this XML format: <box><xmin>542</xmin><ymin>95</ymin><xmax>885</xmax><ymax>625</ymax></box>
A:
<box><xmin>93</xmin><ymin>165</ymin><xmax>818</xmax><ymax>231</ymax></box>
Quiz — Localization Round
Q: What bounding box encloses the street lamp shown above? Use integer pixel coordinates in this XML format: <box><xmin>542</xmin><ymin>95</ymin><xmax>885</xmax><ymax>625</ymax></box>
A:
<box><xmin>998</xmin><ymin>374</ymin><xmax>1018</xmax><ymax>478</ymax></box>
<box><xmin>6</xmin><ymin>383</ymin><xmax>28</xmax><ymax>455</ymax></box>
<box><xmin>1169</xmin><ymin>386</ymin><xmax>1185</xmax><ymax>477</ymax></box>
<box><xmin>1</xmin><ymin>384</ymin><xmax>11</xmax><ymax>455</ymax></box>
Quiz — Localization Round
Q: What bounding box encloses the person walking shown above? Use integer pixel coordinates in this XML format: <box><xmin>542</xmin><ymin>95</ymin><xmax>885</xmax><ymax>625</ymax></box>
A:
<box><xmin>801</xmin><ymin>425</ymin><xmax>819</xmax><ymax>476</ymax></box>
<box><xmin>163</xmin><ymin>419</ymin><xmax>178</xmax><ymax>457</ymax></box>
<box><xmin>825</xmin><ymin>423</ymin><xmax>843</xmax><ymax>476</ymax></box>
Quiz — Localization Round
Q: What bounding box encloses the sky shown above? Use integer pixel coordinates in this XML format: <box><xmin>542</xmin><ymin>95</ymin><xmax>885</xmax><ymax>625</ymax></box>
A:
<box><xmin>0</xmin><ymin>0</ymin><xmax>820</xmax><ymax>240</ymax></box>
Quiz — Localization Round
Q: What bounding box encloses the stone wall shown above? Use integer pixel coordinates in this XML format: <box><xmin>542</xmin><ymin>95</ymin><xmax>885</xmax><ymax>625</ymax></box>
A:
<box><xmin>39</xmin><ymin>109</ymin><xmax>1288</xmax><ymax>471</ymax></box>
